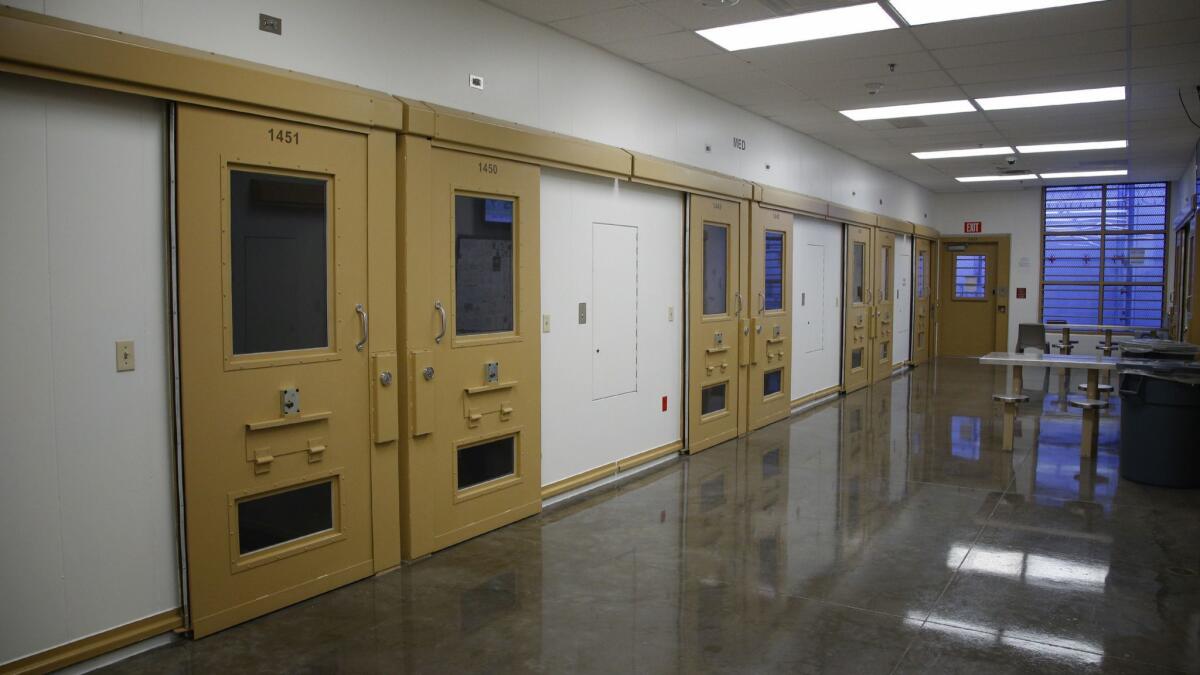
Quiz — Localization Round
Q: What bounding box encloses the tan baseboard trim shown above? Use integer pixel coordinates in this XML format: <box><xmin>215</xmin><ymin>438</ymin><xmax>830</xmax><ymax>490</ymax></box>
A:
<box><xmin>617</xmin><ymin>440</ymin><xmax>684</xmax><ymax>472</ymax></box>
<box><xmin>3</xmin><ymin>608</ymin><xmax>182</xmax><ymax>675</ymax></box>
<box><xmin>791</xmin><ymin>385</ymin><xmax>841</xmax><ymax>410</ymax></box>
<box><xmin>541</xmin><ymin>439</ymin><xmax>684</xmax><ymax>500</ymax></box>
<box><xmin>541</xmin><ymin>463</ymin><xmax>618</xmax><ymax>500</ymax></box>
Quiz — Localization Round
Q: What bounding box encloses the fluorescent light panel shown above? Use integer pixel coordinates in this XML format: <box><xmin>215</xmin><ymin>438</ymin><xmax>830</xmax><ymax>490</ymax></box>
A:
<box><xmin>1017</xmin><ymin>140</ymin><xmax>1127</xmax><ymax>153</ymax></box>
<box><xmin>696</xmin><ymin>3</ymin><xmax>897</xmax><ymax>51</ymax></box>
<box><xmin>956</xmin><ymin>174</ymin><xmax>1037</xmax><ymax>183</ymax></box>
<box><xmin>889</xmin><ymin>0</ymin><xmax>1105</xmax><ymax>26</ymax></box>
<box><xmin>976</xmin><ymin>86</ymin><xmax>1125</xmax><ymax>111</ymax></box>
<box><xmin>841</xmin><ymin>99</ymin><xmax>974</xmax><ymax>121</ymax></box>
<box><xmin>912</xmin><ymin>146</ymin><xmax>1013</xmax><ymax>159</ymax></box>
<box><xmin>1039</xmin><ymin>169</ymin><xmax>1128</xmax><ymax>178</ymax></box>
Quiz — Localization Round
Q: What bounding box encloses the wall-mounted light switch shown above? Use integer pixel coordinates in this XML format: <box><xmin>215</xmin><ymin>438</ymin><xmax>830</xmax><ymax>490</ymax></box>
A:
<box><xmin>578</xmin><ymin>302</ymin><xmax>587</xmax><ymax>324</ymax></box>
<box><xmin>116</xmin><ymin>340</ymin><xmax>135</xmax><ymax>372</ymax></box>
<box><xmin>542</xmin><ymin>314</ymin><xmax>551</xmax><ymax>333</ymax></box>
<box><xmin>668</xmin><ymin>306</ymin><xmax>675</xmax><ymax>322</ymax></box>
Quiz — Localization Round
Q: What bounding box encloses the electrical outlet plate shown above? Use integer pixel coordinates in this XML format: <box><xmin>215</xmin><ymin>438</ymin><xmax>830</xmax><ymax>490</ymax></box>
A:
<box><xmin>542</xmin><ymin>314</ymin><xmax>551</xmax><ymax>333</ymax></box>
<box><xmin>115</xmin><ymin>340</ymin><xmax>135</xmax><ymax>372</ymax></box>
<box><xmin>259</xmin><ymin>13</ymin><xmax>282</xmax><ymax>35</ymax></box>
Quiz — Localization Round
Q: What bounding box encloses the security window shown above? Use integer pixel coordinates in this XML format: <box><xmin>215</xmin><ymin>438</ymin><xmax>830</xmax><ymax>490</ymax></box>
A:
<box><xmin>764</xmin><ymin>231</ymin><xmax>785</xmax><ymax>311</ymax></box>
<box><xmin>953</xmin><ymin>255</ymin><xmax>987</xmax><ymax>300</ymax></box>
<box><xmin>1041</xmin><ymin>183</ymin><xmax>1167</xmax><ymax>327</ymax></box>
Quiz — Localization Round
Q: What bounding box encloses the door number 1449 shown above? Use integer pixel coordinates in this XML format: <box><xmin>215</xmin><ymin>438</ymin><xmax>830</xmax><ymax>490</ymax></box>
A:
<box><xmin>268</xmin><ymin>128</ymin><xmax>300</xmax><ymax>144</ymax></box>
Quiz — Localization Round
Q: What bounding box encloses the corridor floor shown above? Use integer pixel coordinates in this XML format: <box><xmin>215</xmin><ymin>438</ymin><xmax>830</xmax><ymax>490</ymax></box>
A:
<box><xmin>102</xmin><ymin>358</ymin><xmax>1200</xmax><ymax>674</ymax></box>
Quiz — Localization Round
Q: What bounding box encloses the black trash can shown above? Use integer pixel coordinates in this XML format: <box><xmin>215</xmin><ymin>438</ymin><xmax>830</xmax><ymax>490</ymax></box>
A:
<box><xmin>1117</xmin><ymin>360</ymin><xmax>1200</xmax><ymax>488</ymax></box>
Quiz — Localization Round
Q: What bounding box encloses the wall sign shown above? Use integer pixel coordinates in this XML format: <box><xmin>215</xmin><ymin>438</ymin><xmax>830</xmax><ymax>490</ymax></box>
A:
<box><xmin>732</xmin><ymin>137</ymin><xmax>747</xmax><ymax>151</ymax></box>
<box><xmin>964</xmin><ymin>221</ymin><xmax>982</xmax><ymax>233</ymax></box>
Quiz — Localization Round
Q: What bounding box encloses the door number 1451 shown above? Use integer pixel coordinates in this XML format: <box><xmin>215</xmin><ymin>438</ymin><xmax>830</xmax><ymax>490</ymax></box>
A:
<box><xmin>268</xmin><ymin>128</ymin><xmax>300</xmax><ymax>144</ymax></box>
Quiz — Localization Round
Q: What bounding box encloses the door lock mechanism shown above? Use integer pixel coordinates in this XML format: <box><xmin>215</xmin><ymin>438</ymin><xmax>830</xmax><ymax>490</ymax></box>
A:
<box><xmin>379</xmin><ymin>370</ymin><xmax>394</xmax><ymax>386</ymax></box>
<box><xmin>422</xmin><ymin>366</ymin><xmax>435</xmax><ymax>381</ymax></box>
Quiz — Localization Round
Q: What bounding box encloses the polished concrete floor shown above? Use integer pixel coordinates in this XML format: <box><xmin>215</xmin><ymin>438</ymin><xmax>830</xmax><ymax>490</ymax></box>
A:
<box><xmin>102</xmin><ymin>358</ymin><xmax>1200</xmax><ymax>674</ymax></box>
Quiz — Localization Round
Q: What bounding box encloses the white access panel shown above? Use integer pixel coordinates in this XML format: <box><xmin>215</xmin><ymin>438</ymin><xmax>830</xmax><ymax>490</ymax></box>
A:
<box><xmin>792</xmin><ymin>214</ymin><xmax>843</xmax><ymax>401</ymax></box>
<box><xmin>799</xmin><ymin>243</ymin><xmax>826</xmax><ymax>354</ymax></box>
<box><xmin>592</xmin><ymin>223</ymin><xmax>639</xmax><ymax>399</ymax></box>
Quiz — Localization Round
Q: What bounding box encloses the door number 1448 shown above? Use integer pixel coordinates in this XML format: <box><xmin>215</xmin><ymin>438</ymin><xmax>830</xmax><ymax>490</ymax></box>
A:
<box><xmin>268</xmin><ymin>128</ymin><xmax>300</xmax><ymax>144</ymax></box>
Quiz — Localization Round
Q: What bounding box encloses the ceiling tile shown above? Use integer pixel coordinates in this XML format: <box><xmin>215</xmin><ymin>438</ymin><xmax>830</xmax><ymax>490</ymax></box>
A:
<box><xmin>485</xmin><ymin>0</ymin><xmax>637</xmax><ymax>24</ymax></box>
<box><xmin>930</xmin><ymin>29</ymin><xmax>1125</xmax><ymax>70</ymax></box>
<box><xmin>948</xmin><ymin>52</ymin><xmax>1127</xmax><ymax>87</ymax></box>
<box><xmin>639</xmin><ymin>0</ymin><xmax>779</xmax><ymax>30</ymax></box>
<box><xmin>550</xmin><ymin>5</ymin><xmax>678</xmax><ymax>45</ymax></box>
<box><xmin>1132</xmin><ymin>0</ymin><xmax>1200</xmax><ymax>25</ymax></box>
<box><xmin>910</xmin><ymin>2</ymin><xmax>1125</xmax><ymax>49</ymax></box>
<box><xmin>603</xmin><ymin>30</ymin><xmax>724</xmax><ymax>63</ymax></box>
<box><xmin>647</xmin><ymin>52</ymin><xmax>755</xmax><ymax>79</ymax></box>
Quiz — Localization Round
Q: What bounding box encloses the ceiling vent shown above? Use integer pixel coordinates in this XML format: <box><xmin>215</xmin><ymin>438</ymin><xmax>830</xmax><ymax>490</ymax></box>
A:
<box><xmin>888</xmin><ymin>117</ymin><xmax>927</xmax><ymax>129</ymax></box>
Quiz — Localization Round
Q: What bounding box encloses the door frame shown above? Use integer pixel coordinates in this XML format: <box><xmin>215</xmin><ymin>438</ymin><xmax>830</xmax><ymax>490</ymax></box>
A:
<box><xmin>937</xmin><ymin>234</ymin><xmax>1010</xmax><ymax>354</ymax></box>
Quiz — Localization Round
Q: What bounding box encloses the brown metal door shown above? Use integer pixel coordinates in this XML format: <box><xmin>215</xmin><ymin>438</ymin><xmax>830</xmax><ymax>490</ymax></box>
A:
<box><xmin>178</xmin><ymin>105</ymin><xmax>373</xmax><ymax>637</ymax></box>
<box><xmin>747</xmin><ymin>204</ymin><xmax>792</xmax><ymax>430</ymax></box>
<box><xmin>938</xmin><ymin>242</ymin><xmax>998</xmax><ymax>356</ymax></box>
<box><xmin>688</xmin><ymin>195</ymin><xmax>746</xmax><ymax>453</ymax></box>
<box><xmin>403</xmin><ymin>149</ymin><xmax>542</xmax><ymax>559</ymax></box>
<box><xmin>842</xmin><ymin>224</ymin><xmax>872</xmax><ymax>392</ymax></box>
<box><xmin>871</xmin><ymin>229</ymin><xmax>896</xmax><ymax>383</ymax></box>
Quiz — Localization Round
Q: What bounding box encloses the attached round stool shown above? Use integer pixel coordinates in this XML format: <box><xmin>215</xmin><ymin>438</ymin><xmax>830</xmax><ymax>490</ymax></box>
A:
<box><xmin>1077</xmin><ymin>382</ymin><xmax>1114</xmax><ymax>398</ymax></box>
<box><xmin>1069</xmin><ymin>398</ymin><xmax>1110</xmax><ymax>457</ymax></box>
<box><xmin>993</xmin><ymin>393</ymin><xmax>1030</xmax><ymax>452</ymax></box>
<box><xmin>1055</xmin><ymin>340</ymin><xmax>1079</xmax><ymax>355</ymax></box>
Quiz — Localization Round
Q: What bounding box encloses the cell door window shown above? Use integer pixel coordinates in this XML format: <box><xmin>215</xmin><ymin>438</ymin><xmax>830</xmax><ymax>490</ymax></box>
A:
<box><xmin>880</xmin><ymin>247</ymin><xmax>892</xmax><ymax>298</ymax></box>
<box><xmin>764</xmin><ymin>231</ymin><xmax>785</xmax><ymax>311</ymax></box>
<box><xmin>703</xmin><ymin>223</ymin><xmax>729</xmax><ymax>315</ymax></box>
<box><xmin>230</xmin><ymin>170</ymin><xmax>329</xmax><ymax>355</ymax></box>
<box><xmin>763</xmin><ymin>369</ymin><xmax>783</xmax><ymax>396</ymax></box>
<box><xmin>455</xmin><ymin>196</ymin><xmax>515</xmax><ymax>335</ymax></box>
<box><xmin>852</xmin><ymin>242</ymin><xmax>865</xmax><ymax>303</ymax></box>
<box><xmin>954</xmin><ymin>255</ymin><xmax>988</xmax><ymax>300</ymax></box>
<box><xmin>917</xmin><ymin>253</ymin><xmax>926</xmax><ymax>299</ymax></box>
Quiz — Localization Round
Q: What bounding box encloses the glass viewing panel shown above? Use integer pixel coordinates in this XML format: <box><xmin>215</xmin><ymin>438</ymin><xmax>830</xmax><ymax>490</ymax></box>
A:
<box><xmin>764</xmin><ymin>231</ymin><xmax>785</xmax><ymax>311</ymax></box>
<box><xmin>851</xmin><ymin>347</ymin><xmax>863</xmax><ymax>369</ymax></box>
<box><xmin>701</xmin><ymin>383</ymin><xmax>727</xmax><ymax>415</ymax></box>
<box><xmin>763</xmin><ymin>369</ymin><xmax>783</xmax><ymax>396</ymax></box>
<box><xmin>456</xmin><ymin>195</ymin><xmax>515</xmax><ymax>335</ymax></box>
<box><xmin>881</xmin><ymin>247</ymin><xmax>891</xmax><ymax>297</ymax></box>
<box><xmin>238</xmin><ymin>480</ymin><xmax>333</xmax><ymax>555</ymax></box>
<box><xmin>916</xmin><ymin>252</ymin><xmax>926</xmax><ymax>299</ymax></box>
<box><xmin>703</xmin><ymin>223</ymin><xmax>729</xmax><ymax>315</ymax></box>
<box><xmin>852</xmin><ymin>242</ymin><xmax>865</xmax><ymax>303</ymax></box>
<box><xmin>458</xmin><ymin>436</ymin><xmax>516</xmax><ymax>490</ymax></box>
<box><xmin>954</xmin><ymin>255</ymin><xmax>987</xmax><ymax>299</ymax></box>
<box><xmin>230</xmin><ymin>170</ymin><xmax>328</xmax><ymax>355</ymax></box>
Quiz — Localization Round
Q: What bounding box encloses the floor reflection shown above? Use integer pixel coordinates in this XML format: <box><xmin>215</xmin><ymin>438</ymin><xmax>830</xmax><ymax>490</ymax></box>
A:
<box><xmin>101</xmin><ymin>358</ymin><xmax>1200</xmax><ymax>675</ymax></box>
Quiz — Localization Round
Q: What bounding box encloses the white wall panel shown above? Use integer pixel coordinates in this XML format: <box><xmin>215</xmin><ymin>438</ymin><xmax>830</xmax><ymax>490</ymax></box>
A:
<box><xmin>541</xmin><ymin>169</ymin><xmax>682</xmax><ymax>486</ymax></box>
<box><xmin>25</xmin><ymin>0</ymin><xmax>933</xmax><ymax>224</ymax></box>
<box><xmin>893</xmin><ymin>234</ymin><xmax>912</xmax><ymax>365</ymax></box>
<box><xmin>592</xmin><ymin>223</ymin><xmax>638</xmax><ymax>400</ymax></box>
<box><xmin>791</xmin><ymin>215</ymin><xmax>843</xmax><ymax>400</ymax></box>
<box><xmin>0</xmin><ymin>74</ymin><xmax>178</xmax><ymax>665</ymax></box>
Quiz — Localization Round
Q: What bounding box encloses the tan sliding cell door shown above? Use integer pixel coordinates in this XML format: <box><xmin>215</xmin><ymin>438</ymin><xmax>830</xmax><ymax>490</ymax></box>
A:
<box><xmin>687</xmin><ymin>195</ymin><xmax>747</xmax><ymax>453</ymax></box>
<box><xmin>177</xmin><ymin>104</ymin><xmax>374</xmax><ymax>637</ymax></box>
<box><xmin>747</xmin><ymin>204</ymin><xmax>792</xmax><ymax>430</ymax></box>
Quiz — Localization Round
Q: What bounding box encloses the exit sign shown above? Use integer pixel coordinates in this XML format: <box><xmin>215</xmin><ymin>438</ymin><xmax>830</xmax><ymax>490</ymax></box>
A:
<box><xmin>964</xmin><ymin>221</ymin><xmax>982</xmax><ymax>233</ymax></box>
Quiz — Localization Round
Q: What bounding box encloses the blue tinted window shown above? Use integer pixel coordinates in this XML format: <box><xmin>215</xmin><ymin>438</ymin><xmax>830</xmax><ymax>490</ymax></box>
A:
<box><xmin>953</xmin><ymin>255</ymin><xmax>987</xmax><ymax>299</ymax></box>
<box><xmin>764</xmin><ymin>231</ymin><xmax>784</xmax><ymax>311</ymax></box>
<box><xmin>1041</xmin><ymin>182</ymin><xmax>1167</xmax><ymax>327</ymax></box>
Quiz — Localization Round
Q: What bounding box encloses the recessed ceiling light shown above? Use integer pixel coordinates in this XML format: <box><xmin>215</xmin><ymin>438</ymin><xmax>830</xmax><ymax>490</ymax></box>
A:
<box><xmin>956</xmin><ymin>174</ymin><xmax>1038</xmax><ymax>183</ymax></box>
<box><xmin>1016</xmin><ymin>140</ymin><xmax>1128</xmax><ymax>153</ymax></box>
<box><xmin>889</xmin><ymin>0</ymin><xmax>1105</xmax><ymax>26</ymax></box>
<box><xmin>696</xmin><ymin>3</ymin><xmax>897</xmax><ymax>51</ymax></box>
<box><xmin>912</xmin><ymin>146</ymin><xmax>1014</xmax><ymax>159</ymax></box>
<box><xmin>1039</xmin><ymin>169</ymin><xmax>1128</xmax><ymax>179</ymax></box>
<box><xmin>841</xmin><ymin>99</ymin><xmax>975</xmax><ymax>121</ymax></box>
<box><xmin>975</xmin><ymin>86</ymin><xmax>1125</xmax><ymax>111</ymax></box>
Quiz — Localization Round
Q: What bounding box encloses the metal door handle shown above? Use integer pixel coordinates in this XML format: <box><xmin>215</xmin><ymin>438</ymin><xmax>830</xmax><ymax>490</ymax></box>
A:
<box><xmin>757</xmin><ymin>292</ymin><xmax>765</xmax><ymax>314</ymax></box>
<box><xmin>355</xmin><ymin>304</ymin><xmax>368</xmax><ymax>351</ymax></box>
<box><xmin>735</xmin><ymin>292</ymin><xmax>743</xmax><ymax>317</ymax></box>
<box><xmin>866</xmin><ymin>290</ymin><xmax>873</xmax><ymax>304</ymax></box>
<box><xmin>434</xmin><ymin>301</ymin><xmax>447</xmax><ymax>344</ymax></box>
